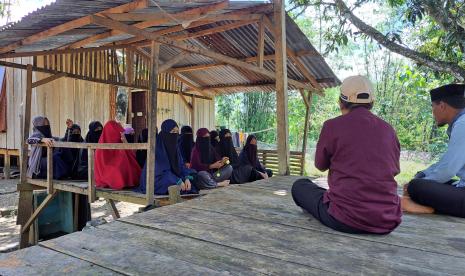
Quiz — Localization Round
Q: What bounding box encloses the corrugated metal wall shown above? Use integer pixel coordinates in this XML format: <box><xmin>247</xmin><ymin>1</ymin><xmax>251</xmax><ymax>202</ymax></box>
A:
<box><xmin>0</xmin><ymin>60</ymin><xmax>215</xmax><ymax>150</ymax></box>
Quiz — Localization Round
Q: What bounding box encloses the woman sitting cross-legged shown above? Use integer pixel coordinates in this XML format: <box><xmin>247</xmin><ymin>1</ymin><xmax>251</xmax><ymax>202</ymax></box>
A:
<box><xmin>95</xmin><ymin>120</ymin><xmax>141</xmax><ymax>190</ymax></box>
<box><xmin>135</xmin><ymin>119</ymin><xmax>198</xmax><ymax>195</ymax></box>
<box><xmin>239</xmin><ymin>135</ymin><xmax>273</xmax><ymax>181</ymax></box>
<box><xmin>27</xmin><ymin>116</ymin><xmax>70</xmax><ymax>180</ymax></box>
<box><xmin>191</xmin><ymin>128</ymin><xmax>232</xmax><ymax>189</ymax></box>
<box><xmin>216</xmin><ymin>128</ymin><xmax>253</xmax><ymax>184</ymax></box>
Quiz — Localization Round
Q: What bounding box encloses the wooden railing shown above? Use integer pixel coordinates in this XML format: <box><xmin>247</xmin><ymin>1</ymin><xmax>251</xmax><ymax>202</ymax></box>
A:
<box><xmin>32</xmin><ymin>142</ymin><xmax>148</xmax><ymax>203</ymax></box>
<box><xmin>235</xmin><ymin>148</ymin><xmax>305</xmax><ymax>176</ymax></box>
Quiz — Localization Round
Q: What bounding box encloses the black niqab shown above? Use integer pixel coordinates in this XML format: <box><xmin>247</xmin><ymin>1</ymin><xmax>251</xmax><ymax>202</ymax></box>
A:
<box><xmin>217</xmin><ymin>129</ymin><xmax>238</xmax><ymax>165</ymax></box>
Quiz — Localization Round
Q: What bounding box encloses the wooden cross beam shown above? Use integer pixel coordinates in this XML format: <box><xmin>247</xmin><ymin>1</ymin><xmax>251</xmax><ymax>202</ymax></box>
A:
<box><xmin>0</xmin><ymin>0</ymin><xmax>149</xmax><ymax>54</ymax></box>
<box><xmin>66</xmin><ymin>1</ymin><xmax>229</xmax><ymax>49</ymax></box>
<box><xmin>90</xmin><ymin>15</ymin><xmax>314</xmax><ymax>91</ymax></box>
<box><xmin>32</xmin><ymin>72</ymin><xmax>66</xmax><ymax>88</ymax></box>
<box><xmin>172</xmin><ymin>73</ymin><xmax>213</xmax><ymax>98</ymax></box>
<box><xmin>159</xmin><ymin>53</ymin><xmax>190</xmax><ymax>73</ymax></box>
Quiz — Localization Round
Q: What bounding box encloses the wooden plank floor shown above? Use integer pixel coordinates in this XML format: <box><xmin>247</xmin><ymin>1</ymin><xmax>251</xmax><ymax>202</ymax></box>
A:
<box><xmin>2</xmin><ymin>176</ymin><xmax>465</xmax><ymax>275</ymax></box>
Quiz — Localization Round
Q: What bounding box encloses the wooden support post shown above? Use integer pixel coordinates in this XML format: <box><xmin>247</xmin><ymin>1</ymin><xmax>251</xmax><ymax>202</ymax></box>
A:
<box><xmin>274</xmin><ymin>0</ymin><xmax>290</xmax><ymax>176</ymax></box>
<box><xmin>4</xmin><ymin>152</ymin><xmax>10</xmax><ymax>179</ymax></box>
<box><xmin>107</xmin><ymin>199</ymin><xmax>120</xmax><ymax>219</ymax></box>
<box><xmin>20</xmin><ymin>65</ymin><xmax>33</xmax><ymax>184</ymax></box>
<box><xmin>191</xmin><ymin>95</ymin><xmax>196</xmax><ymax>130</ymax></box>
<box><xmin>168</xmin><ymin>185</ymin><xmax>182</xmax><ymax>204</ymax></box>
<box><xmin>20</xmin><ymin>190</ymin><xmax>58</xmax><ymax>235</ymax></box>
<box><xmin>145</xmin><ymin>41</ymin><xmax>159</xmax><ymax>206</ymax></box>
<box><xmin>88</xmin><ymin>149</ymin><xmax>96</xmax><ymax>203</ymax></box>
<box><xmin>46</xmin><ymin>146</ymin><xmax>54</xmax><ymax>194</ymax></box>
<box><xmin>257</xmin><ymin>17</ymin><xmax>265</xmax><ymax>69</ymax></box>
<box><xmin>18</xmin><ymin>64</ymin><xmax>34</xmax><ymax>248</ymax></box>
<box><xmin>301</xmin><ymin>91</ymin><xmax>313</xmax><ymax>176</ymax></box>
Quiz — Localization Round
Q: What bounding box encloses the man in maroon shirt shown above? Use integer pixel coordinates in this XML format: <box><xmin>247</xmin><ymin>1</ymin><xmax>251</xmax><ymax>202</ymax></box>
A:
<box><xmin>292</xmin><ymin>75</ymin><xmax>402</xmax><ymax>234</ymax></box>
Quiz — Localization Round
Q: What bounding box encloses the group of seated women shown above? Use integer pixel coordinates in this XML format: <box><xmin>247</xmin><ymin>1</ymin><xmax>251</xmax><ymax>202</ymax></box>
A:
<box><xmin>27</xmin><ymin>117</ymin><xmax>273</xmax><ymax>197</ymax></box>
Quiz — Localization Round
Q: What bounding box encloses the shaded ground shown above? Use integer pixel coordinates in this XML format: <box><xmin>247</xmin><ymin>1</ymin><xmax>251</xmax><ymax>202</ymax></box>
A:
<box><xmin>0</xmin><ymin>179</ymin><xmax>141</xmax><ymax>253</ymax></box>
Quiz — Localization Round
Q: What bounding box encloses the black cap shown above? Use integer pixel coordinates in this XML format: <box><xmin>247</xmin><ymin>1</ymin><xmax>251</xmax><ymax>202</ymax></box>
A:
<box><xmin>430</xmin><ymin>84</ymin><xmax>465</xmax><ymax>102</ymax></box>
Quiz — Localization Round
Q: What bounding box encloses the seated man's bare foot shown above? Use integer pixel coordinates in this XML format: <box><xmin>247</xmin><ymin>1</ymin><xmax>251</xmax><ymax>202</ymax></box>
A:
<box><xmin>401</xmin><ymin>196</ymin><xmax>434</xmax><ymax>214</ymax></box>
<box><xmin>217</xmin><ymin>180</ymin><xmax>230</xmax><ymax>187</ymax></box>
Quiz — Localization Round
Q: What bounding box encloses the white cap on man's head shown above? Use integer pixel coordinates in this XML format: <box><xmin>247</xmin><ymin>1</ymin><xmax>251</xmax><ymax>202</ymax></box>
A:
<box><xmin>340</xmin><ymin>75</ymin><xmax>374</xmax><ymax>104</ymax></box>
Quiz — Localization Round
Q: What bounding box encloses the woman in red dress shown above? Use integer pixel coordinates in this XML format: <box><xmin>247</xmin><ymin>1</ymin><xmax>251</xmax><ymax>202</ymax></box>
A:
<box><xmin>95</xmin><ymin>120</ymin><xmax>141</xmax><ymax>190</ymax></box>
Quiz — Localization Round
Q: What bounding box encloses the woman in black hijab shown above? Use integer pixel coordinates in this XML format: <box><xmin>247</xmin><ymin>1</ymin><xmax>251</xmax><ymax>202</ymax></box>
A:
<box><xmin>77</xmin><ymin>121</ymin><xmax>103</xmax><ymax>179</ymax></box>
<box><xmin>60</xmin><ymin>122</ymin><xmax>85</xmax><ymax>179</ymax></box>
<box><xmin>239</xmin><ymin>135</ymin><xmax>273</xmax><ymax>181</ymax></box>
<box><xmin>136</xmin><ymin>128</ymin><xmax>149</xmax><ymax>168</ymax></box>
<box><xmin>178</xmin><ymin>125</ymin><xmax>194</xmax><ymax>167</ymax></box>
<box><xmin>216</xmin><ymin>129</ymin><xmax>252</xmax><ymax>184</ymax></box>
<box><xmin>210</xmin><ymin>130</ymin><xmax>220</xmax><ymax>148</ymax></box>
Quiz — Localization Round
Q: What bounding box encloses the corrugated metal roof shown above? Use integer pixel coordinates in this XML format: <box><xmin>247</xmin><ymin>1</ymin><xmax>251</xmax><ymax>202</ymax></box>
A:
<box><xmin>0</xmin><ymin>0</ymin><xmax>340</xmax><ymax>94</ymax></box>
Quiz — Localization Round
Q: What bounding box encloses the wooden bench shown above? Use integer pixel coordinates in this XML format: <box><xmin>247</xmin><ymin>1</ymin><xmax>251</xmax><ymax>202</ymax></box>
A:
<box><xmin>27</xmin><ymin>178</ymin><xmax>202</xmax><ymax>207</ymax></box>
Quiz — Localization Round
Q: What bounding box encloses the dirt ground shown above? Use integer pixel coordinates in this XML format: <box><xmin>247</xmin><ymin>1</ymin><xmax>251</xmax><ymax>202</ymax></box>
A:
<box><xmin>0</xmin><ymin>179</ymin><xmax>141</xmax><ymax>253</ymax></box>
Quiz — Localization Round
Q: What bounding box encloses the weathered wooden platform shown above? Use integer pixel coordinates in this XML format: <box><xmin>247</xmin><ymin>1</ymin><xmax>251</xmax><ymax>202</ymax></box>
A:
<box><xmin>2</xmin><ymin>176</ymin><xmax>465</xmax><ymax>275</ymax></box>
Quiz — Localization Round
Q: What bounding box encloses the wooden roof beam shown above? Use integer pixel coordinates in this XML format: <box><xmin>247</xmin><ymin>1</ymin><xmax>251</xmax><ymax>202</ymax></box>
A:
<box><xmin>90</xmin><ymin>15</ymin><xmax>314</xmax><ymax>91</ymax></box>
<box><xmin>0</xmin><ymin>42</ymin><xmax>148</xmax><ymax>59</ymax></box>
<box><xmin>104</xmin><ymin>12</ymin><xmax>261</xmax><ymax>22</ymax></box>
<box><xmin>169</xmin><ymin>51</ymin><xmax>318</xmax><ymax>73</ymax></box>
<box><xmin>0</xmin><ymin>0</ymin><xmax>149</xmax><ymax>54</ymax></box>
<box><xmin>65</xmin><ymin>1</ymin><xmax>229</xmax><ymax>49</ymax></box>
<box><xmin>110</xmin><ymin>4</ymin><xmax>272</xmax><ymax>47</ymax></box>
<box><xmin>168</xmin><ymin>19</ymin><xmax>259</xmax><ymax>41</ymax></box>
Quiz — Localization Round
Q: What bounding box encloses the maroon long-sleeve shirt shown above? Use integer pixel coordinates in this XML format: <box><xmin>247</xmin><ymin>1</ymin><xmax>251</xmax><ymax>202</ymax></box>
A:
<box><xmin>315</xmin><ymin>107</ymin><xmax>402</xmax><ymax>233</ymax></box>
<box><xmin>190</xmin><ymin>147</ymin><xmax>220</xmax><ymax>173</ymax></box>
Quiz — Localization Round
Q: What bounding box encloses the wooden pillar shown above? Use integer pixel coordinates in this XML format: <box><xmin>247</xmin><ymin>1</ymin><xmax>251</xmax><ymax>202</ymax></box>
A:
<box><xmin>4</xmin><ymin>152</ymin><xmax>10</xmax><ymax>179</ymax></box>
<box><xmin>191</xmin><ymin>95</ymin><xmax>196</xmax><ymax>130</ymax></box>
<box><xmin>301</xmin><ymin>91</ymin><xmax>313</xmax><ymax>176</ymax></box>
<box><xmin>18</xmin><ymin>64</ymin><xmax>34</xmax><ymax>248</ymax></box>
<box><xmin>145</xmin><ymin>41</ymin><xmax>159</xmax><ymax>206</ymax></box>
<box><xmin>274</xmin><ymin>0</ymin><xmax>290</xmax><ymax>175</ymax></box>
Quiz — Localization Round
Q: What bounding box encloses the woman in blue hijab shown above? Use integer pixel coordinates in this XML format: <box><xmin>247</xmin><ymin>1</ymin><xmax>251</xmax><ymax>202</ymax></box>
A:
<box><xmin>135</xmin><ymin>119</ymin><xmax>198</xmax><ymax>195</ymax></box>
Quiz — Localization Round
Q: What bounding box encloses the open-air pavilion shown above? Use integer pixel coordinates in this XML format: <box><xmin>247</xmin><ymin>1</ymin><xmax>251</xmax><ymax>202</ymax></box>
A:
<box><xmin>1</xmin><ymin>1</ymin><xmax>464</xmax><ymax>275</ymax></box>
<box><xmin>0</xmin><ymin>0</ymin><xmax>339</xmax><ymax>249</ymax></box>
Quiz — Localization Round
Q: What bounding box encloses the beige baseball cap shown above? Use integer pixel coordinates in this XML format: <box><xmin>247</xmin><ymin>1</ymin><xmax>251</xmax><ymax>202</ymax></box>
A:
<box><xmin>340</xmin><ymin>75</ymin><xmax>374</xmax><ymax>104</ymax></box>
